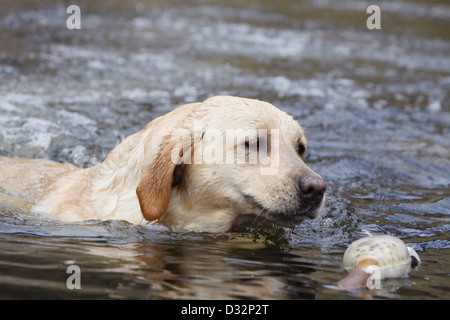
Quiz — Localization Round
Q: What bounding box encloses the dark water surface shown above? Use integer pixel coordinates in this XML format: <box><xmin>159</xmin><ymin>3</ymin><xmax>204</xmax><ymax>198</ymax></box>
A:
<box><xmin>0</xmin><ymin>0</ymin><xmax>449</xmax><ymax>299</ymax></box>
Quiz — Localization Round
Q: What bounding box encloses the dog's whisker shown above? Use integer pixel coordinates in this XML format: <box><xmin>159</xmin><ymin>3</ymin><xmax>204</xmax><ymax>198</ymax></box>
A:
<box><xmin>251</xmin><ymin>207</ymin><xmax>271</xmax><ymax>229</ymax></box>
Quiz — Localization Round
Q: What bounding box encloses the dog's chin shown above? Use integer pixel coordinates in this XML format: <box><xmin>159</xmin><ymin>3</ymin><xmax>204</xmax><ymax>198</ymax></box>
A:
<box><xmin>264</xmin><ymin>196</ymin><xmax>326</xmax><ymax>227</ymax></box>
<box><xmin>241</xmin><ymin>193</ymin><xmax>324</xmax><ymax>228</ymax></box>
<box><xmin>265</xmin><ymin>207</ymin><xmax>320</xmax><ymax>228</ymax></box>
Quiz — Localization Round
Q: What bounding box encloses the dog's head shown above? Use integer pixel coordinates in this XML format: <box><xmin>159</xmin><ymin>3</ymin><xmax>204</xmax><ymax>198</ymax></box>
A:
<box><xmin>137</xmin><ymin>96</ymin><xmax>326</xmax><ymax>232</ymax></box>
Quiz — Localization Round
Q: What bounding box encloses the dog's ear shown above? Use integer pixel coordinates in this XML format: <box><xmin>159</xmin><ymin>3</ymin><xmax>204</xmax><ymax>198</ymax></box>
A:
<box><xmin>136</xmin><ymin>133</ymin><xmax>191</xmax><ymax>221</ymax></box>
<box><xmin>136</xmin><ymin>102</ymin><xmax>214</xmax><ymax>222</ymax></box>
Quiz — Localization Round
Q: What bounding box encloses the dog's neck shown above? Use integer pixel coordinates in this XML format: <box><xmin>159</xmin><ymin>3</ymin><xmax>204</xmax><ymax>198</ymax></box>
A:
<box><xmin>84</xmin><ymin>129</ymin><xmax>156</xmax><ymax>224</ymax></box>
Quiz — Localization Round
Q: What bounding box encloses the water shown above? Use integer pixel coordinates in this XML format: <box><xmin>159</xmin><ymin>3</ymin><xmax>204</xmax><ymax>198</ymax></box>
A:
<box><xmin>0</xmin><ymin>0</ymin><xmax>449</xmax><ymax>299</ymax></box>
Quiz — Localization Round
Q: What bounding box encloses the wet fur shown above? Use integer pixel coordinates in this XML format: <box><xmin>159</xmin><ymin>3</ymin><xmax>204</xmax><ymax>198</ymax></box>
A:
<box><xmin>0</xmin><ymin>96</ymin><xmax>325</xmax><ymax>232</ymax></box>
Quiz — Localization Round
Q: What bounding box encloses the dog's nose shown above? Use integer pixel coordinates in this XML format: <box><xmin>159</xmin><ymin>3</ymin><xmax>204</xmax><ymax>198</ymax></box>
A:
<box><xmin>298</xmin><ymin>175</ymin><xmax>326</xmax><ymax>203</ymax></box>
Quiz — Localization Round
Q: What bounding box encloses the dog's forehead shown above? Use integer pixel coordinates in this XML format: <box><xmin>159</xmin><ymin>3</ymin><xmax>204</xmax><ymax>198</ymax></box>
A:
<box><xmin>209</xmin><ymin>97</ymin><xmax>304</xmax><ymax>140</ymax></box>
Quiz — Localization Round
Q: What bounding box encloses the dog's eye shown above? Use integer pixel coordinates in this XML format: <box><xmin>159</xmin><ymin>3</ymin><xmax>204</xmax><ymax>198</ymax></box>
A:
<box><xmin>298</xmin><ymin>144</ymin><xmax>306</xmax><ymax>157</ymax></box>
<box><xmin>245</xmin><ymin>139</ymin><xmax>259</xmax><ymax>151</ymax></box>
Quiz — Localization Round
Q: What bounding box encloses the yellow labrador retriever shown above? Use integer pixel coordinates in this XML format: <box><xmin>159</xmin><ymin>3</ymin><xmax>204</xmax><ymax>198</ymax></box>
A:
<box><xmin>0</xmin><ymin>96</ymin><xmax>326</xmax><ymax>232</ymax></box>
